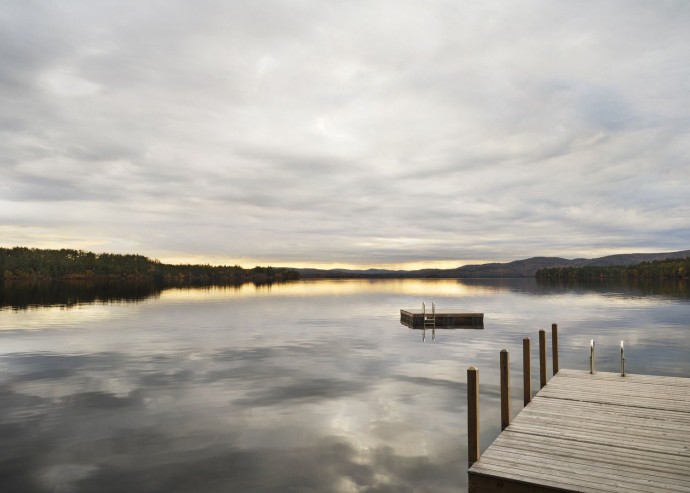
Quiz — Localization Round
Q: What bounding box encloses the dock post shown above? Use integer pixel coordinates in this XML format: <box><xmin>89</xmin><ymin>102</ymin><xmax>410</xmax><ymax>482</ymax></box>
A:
<box><xmin>467</xmin><ymin>367</ymin><xmax>480</xmax><ymax>467</ymax></box>
<box><xmin>590</xmin><ymin>339</ymin><xmax>595</xmax><ymax>374</ymax></box>
<box><xmin>539</xmin><ymin>329</ymin><xmax>547</xmax><ymax>389</ymax></box>
<box><xmin>500</xmin><ymin>350</ymin><xmax>510</xmax><ymax>430</ymax></box>
<box><xmin>620</xmin><ymin>341</ymin><xmax>625</xmax><ymax>377</ymax></box>
<box><xmin>552</xmin><ymin>323</ymin><xmax>559</xmax><ymax>375</ymax></box>
<box><xmin>523</xmin><ymin>337</ymin><xmax>531</xmax><ymax>406</ymax></box>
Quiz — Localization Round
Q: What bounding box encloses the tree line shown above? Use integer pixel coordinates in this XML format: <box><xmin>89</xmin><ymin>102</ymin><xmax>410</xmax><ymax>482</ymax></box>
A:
<box><xmin>535</xmin><ymin>257</ymin><xmax>690</xmax><ymax>281</ymax></box>
<box><xmin>0</xmin><ymin>247</ymin><xmax>300</xmax><ymax>283</ymax></box>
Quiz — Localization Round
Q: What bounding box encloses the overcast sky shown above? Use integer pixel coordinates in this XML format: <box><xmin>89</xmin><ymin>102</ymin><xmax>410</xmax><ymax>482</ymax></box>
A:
<box><xmin>1</xmin><ymin>1</ymin><xmax>688</xmax><ymax>268</ymax></box>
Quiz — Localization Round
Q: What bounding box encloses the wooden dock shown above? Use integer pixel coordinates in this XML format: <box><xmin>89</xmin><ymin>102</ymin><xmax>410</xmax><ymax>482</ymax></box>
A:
<box><xmin>468</xmin><ymin>349</ymin><xmax>690</xmax><ymax>491</ymax></box>
<box><xmin>400</xmin><ymin>309</ymin><xmax>483</xmax><ymax>329</ymax></box>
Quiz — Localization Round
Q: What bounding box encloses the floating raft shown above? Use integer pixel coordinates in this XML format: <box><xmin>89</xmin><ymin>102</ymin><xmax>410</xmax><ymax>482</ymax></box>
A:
<box><xmin>400</xmin><ymin>309</ymin><xmax>484</xmax><ymax>329</ymax></box>
<box><xmin>469</xmin><ymin>369</ymin><xmax>690</xmax><ymax>492</ymax></box>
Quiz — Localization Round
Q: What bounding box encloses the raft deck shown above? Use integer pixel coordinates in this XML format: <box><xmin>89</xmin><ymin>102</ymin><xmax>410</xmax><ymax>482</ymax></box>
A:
<box><xmin>400</xmin><ymin>309</ymin><xmax>484</xmax><ymax>329</ymax></box>
<box><xmin>468</xmin><ymin>369</ymin><xmax>690</xmax><ymax>492</ymax></box>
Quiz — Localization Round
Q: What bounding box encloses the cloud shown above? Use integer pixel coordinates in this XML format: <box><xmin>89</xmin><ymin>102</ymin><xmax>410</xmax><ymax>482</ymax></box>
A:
<box><xmin>1</xmin><ymin>0</ymin><xmax>689</xmax><ymax>266</ymax></box>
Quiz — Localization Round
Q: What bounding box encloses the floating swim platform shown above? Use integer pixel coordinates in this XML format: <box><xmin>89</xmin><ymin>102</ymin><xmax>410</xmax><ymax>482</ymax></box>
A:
<box><xmin>400</xmin><ymin>309</ymin><xmax>484</xmax><ymax>329</ymax></box>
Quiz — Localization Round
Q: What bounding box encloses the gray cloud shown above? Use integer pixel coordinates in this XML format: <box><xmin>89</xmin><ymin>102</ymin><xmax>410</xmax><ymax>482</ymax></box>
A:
<box><xmin>1</xmin><ymin>0</ymin><xmax>689</xmax><ymax>265</ymax></box>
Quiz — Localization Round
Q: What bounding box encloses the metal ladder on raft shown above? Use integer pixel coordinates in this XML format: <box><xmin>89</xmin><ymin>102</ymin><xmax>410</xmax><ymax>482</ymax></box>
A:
<box><xmin>422</xmin><ymin>302</ymin><xmax>436</xmax><ymax>330</ymax></box>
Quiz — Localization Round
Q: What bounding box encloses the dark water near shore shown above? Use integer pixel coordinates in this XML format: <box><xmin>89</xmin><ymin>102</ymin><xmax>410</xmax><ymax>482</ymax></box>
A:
<box><xmin>1</xmin><ymin>279</ymin><xmax>688</xmax><ymax>492</ymax></box>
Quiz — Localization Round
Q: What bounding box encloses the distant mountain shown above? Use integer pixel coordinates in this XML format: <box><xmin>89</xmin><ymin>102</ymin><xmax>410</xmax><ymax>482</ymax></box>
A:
<box><xmin>296</xmin><ymin>250</ymin><xmax>690</xmax><ymax>279</ymax></box>
<box><xmin>569</xmin><ymin>251</ymin><xmax>690</xmax><ymax>267</ymax></box>
<box><xmin>447</xmin><ymin>257</ymin><xmax>574</xmax><ymax>278</ymax></box>
<box><xmin>295</xmin><ymin>268</ymin><xmax>411</xmax><ymax>279</ymax></box>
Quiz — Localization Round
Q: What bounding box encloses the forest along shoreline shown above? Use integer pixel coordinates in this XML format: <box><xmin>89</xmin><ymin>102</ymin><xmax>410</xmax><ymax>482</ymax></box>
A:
<box><xmin>1</xmin><ymin>246</ymin><xmax>689</xmax><ymax>284</ymax></box>
<box><xmin>0</xmin><ymin>247</ymin><xmax>300</xmax><ymax>284</ymax></box>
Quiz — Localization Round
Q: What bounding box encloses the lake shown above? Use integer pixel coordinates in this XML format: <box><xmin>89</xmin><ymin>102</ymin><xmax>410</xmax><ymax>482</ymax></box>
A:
<box><xmin>1</xmin><ymin>278</ymin><xmax>689</xmax><ymax>492</ymax></box>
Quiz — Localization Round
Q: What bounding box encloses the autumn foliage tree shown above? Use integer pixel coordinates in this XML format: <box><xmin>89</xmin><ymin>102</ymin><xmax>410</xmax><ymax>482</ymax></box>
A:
<box><xmin>535</xmin><ymin>257</ymin><xmax>690</xmax><ymax>281</ymax></box>
<box><xmin>0</xmin><ymin>247</ymin><xmax>299</xmax><ymax>283</ymax></box>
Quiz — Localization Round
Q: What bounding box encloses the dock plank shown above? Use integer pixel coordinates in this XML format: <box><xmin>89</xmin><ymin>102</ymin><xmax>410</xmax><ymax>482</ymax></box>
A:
<box><xmin>469</xmin><ymin>370</ymin><xmax>690</xmax><ymax>492</ymax></box>
<box><xmin>495</xmin><ymin>432</ymin><xmax>690</xmax><ymax>475</ymax></box>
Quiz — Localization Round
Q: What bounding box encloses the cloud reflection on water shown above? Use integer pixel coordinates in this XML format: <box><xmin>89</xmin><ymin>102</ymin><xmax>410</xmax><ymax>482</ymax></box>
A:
<box><xmin>0</xmin><ymin>279</ymin><xmax>688</xmax><ymax>492</ymax></box>
<box><xmin>0</xmin><ymin>346</ymin><xmax>469</xmax><ymax>492</ymax></box>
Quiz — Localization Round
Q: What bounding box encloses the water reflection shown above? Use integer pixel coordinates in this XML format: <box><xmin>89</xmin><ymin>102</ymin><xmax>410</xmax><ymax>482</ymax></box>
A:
<box><xmin>422</xmin><ymin>327</ymin><xmax>435</xmax><ymax>342</ymax></box>
<box><xmin>0</xmin><ymin>279</ymin><xmax>688</xmax><ymax>492</ymax></box>
<box><xmin>0</xmin><ymin>280</ymin><xmax>289</xmax><ymax>310</ymax></box>
<box><xmin>0</xmin><ymin>344</ymin><xmax>469</xmax><ymax>492</ymax></box>
<box><xmin>535</xmin><ymin>278</ymin><xmax>690</xmax><ymax>301</ymax></box>
<box><xmin>3</xmin><ymin>278</ymin><xmax>687</xmax><ymax>311</ymax></box>
<box><xmin>461</xmin><ymin>277</ymin><xmax>690</xmax><ymax>300</ymax></box>
<box><xmin>0</xmin><ymin>280</ymin><xmax>160</xmax><ymax>309</ymax></box>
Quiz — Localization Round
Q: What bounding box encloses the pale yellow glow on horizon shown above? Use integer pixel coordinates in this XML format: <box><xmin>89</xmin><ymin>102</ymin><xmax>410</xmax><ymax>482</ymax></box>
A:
<box><xmin>157</xmin><ymin>256</ymin><xmax>486</xmax><ymax>271</ymax></box>
<box><xmin>0</xmin><ymin>303</ymin><xmax>138</xmax><ymax>329</ymax></box>
<box><xmin>156</xmin><ymin>279</ymin><xmax>500</xmax><ymax>300</ymax></box>
<box><xmin>2</xmin><ymin>234</ymin><xmax>673</xmax><ymax>271</ymax></box>
<box><xmin>0</xmin><ymin>235</ymin><xmax>487</xmax><ymax>269</ymax></box>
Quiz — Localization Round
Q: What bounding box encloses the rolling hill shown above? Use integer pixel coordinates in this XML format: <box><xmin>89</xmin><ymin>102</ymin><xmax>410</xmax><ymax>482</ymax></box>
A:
<box><xmin>296</xmin><ymin>250</ymin><xmax>690</xmax><ymax>279</ymax></box>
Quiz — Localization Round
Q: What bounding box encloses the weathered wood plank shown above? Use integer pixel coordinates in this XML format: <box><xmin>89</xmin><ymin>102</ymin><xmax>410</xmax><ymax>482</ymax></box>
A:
<box><xmin>507</xmin><ymin>421</ymin><xmax>690</xmax><ymax>456</ymax></box>
<box><xmin>510</xmin><ymin>422</ymin><xmax>690</xmax><ymax>452</ymax></box>
<box><xmin>526</xmin><ymin>395</ymin><xmax>690</xmax><ymax>424</ymax></box>
<box><xmin>535</xmin><ymin>376</ymin><xmax>690</xmax><ymax>411</ymax></box>
<box><xmin>537</xmin><ymin>390</ymin><xmax>690</xmax><ymax>412</ymax></box>
<box><xmin>469</xmin><ymin>370</ymin><xmax>690</xmax><ymax>493</ymax></box>
<box><xmin>544</xmin><ymin>380</ymin><xmax>690</xmax><ymax>391</ymax></box>
<box><xmin>471</xmin><ymin>461</ymin><xmax>637</xmax><ymax>493</ymax></box>
<box><xmin>556</xmin><ymin>369</ymin><xmax>690</xmax><ymax>387</ymax></box>
<box><xmin>469</xmin><ymin>472</ymin><xmax>578</xmax><ymax>493</ymax></box>
<box><xmin>521</xmin><ymin>405</ymin><xmax>690</xmax><ymax>435</ymax></box>
<box><xmin>512</xmin><ymin>404</ymin><xmax>690</xmax><ymax>438</ymax></box>
<box><xmin>475</xmin><ymin>450</ymin><xmax>690</xmax><ymax>492</ymax></box>
<box><xmin>544</xmin><ymin>376</ymin><xmax>690</xmax><ymax>396</ymax></box>
<box><xmin>495</xmin><ymin>432</ymin><xmax>690</xmax><ymax>474</ymax></box>
<box><xmin>487</xmin><ymin>434</ymin><xmax>690</xmax><ymax>480</ymax></box>
<box><xmin>473</xmin><ymin>453</ymin><xmax>690</xmax><ymax>493</ymax></box>
<box><xmin>489</xmin><ymin>435</ymin><xmax>690</xmax><ymax>481</ymax></box>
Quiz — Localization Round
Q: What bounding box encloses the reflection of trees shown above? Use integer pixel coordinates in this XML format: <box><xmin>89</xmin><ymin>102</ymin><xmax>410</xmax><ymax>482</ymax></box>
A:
<box><xmin>0</xmin><ymin>280</ymin><xmax>291</xmax><ymax>310</ymax></box>
<box><xmin>456</xmin><ymin>278</ymin><xmax>689</xmax><ymax>301</ymax></box>
<box><xmin>0</xmin><ymin>280</ymin><xmax>159</xmax><ymax>309</ymax></box>
<box><xmin>534</xmin><ymin>278</ymin><xmax>689</xmax><ymax>301</ymax></box>
<box><xmin>458</xmin><ymin>278</ymin><xmax>535</xmax><ymax>293</ymax></box>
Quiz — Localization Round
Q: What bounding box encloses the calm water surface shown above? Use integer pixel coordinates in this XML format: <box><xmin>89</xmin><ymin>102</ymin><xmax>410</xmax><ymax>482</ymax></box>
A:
<box><xmin>1</xmin><ymin>279</ymin><xmax>689</xmax><ymax>492</ymax></box>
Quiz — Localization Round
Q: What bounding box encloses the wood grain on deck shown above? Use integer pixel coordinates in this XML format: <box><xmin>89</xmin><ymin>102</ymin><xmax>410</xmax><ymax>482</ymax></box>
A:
<box><xmin>468</xmin><ymin>369</ymin><xmax>690</xmax><ymax>492</ymax></box>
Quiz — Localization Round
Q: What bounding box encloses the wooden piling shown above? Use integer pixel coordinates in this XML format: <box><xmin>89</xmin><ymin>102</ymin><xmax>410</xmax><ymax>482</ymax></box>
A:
<box><xmin>539</xmin><ymin>329</ymin><xmax>547</xmax><ymax>389</ymax></box>
<box><xmin>468</xmin><ymin>370</ymin><xmax>690</xmax><ymax>492</ymax></box>
<box><xmin>552</xmin><ymin>323</ymin><xmax>559</xmax><ymax>375</ymax></box>
<box><xmin>523</xmin><ymin>337</ymin><xmax>531</xmax><ymax>406</ymax></box>
<box><xmin>500</xmin><ymin>350</ymin><xmax>510</xmax><ymax>430</ymax></box>
<box><xmin>467</xmin><ymin>366</ymin><xmax>479</xmax><ymax>466</ymax></box>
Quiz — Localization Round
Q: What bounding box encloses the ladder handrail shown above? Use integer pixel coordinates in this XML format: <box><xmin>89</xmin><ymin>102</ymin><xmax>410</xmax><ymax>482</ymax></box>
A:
<box><xmin>423</xmin><ymin>301</ymin><xmax>436</xmax><ymax>329</ymax></box>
